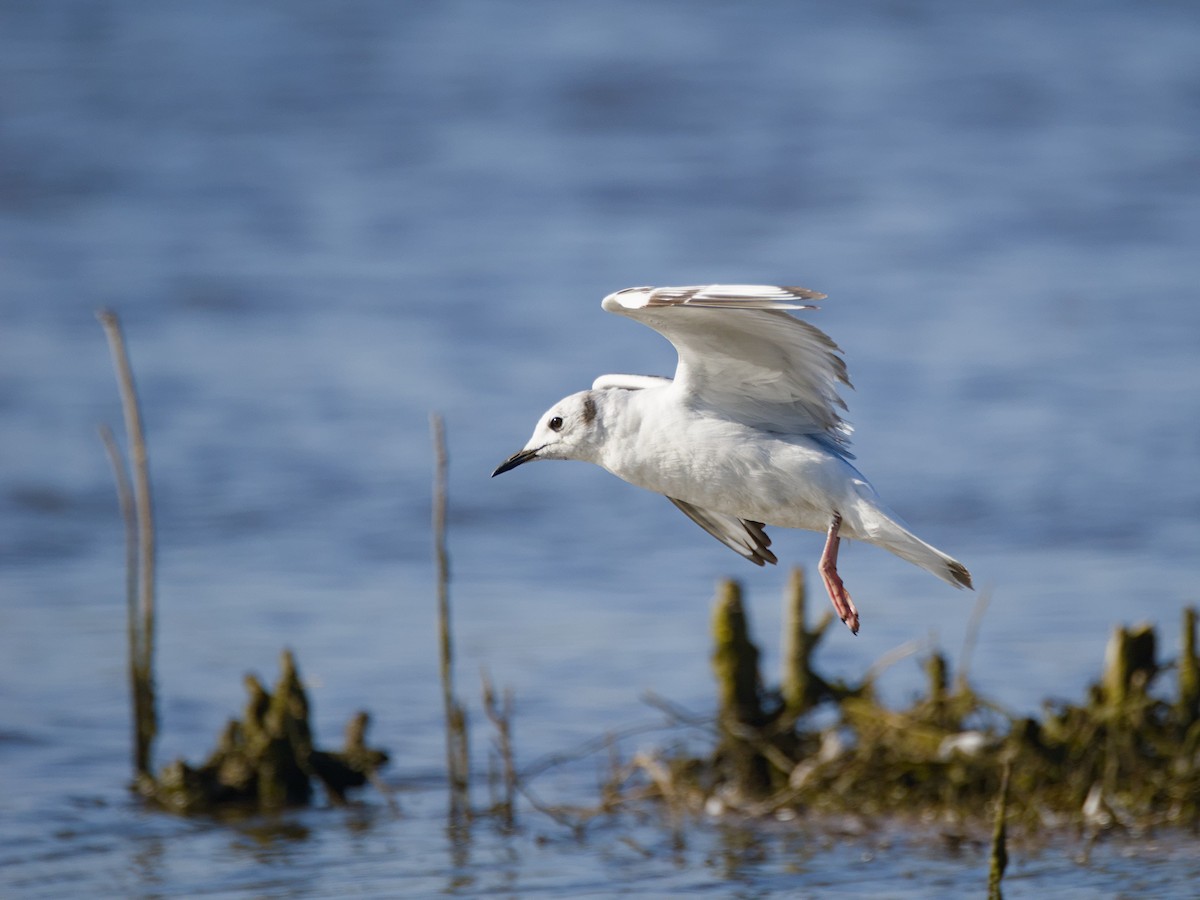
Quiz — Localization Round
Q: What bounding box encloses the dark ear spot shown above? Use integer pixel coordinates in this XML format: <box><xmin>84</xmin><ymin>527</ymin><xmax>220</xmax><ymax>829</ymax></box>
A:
<box><xmin>582</xmin><ymin>394</ymin><xmax>597</xmax><ymax>425</ymax></box>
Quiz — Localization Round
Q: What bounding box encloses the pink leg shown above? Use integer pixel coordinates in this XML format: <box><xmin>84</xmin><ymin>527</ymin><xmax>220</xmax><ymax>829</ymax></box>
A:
<box><xmin>819</xmin><ymin>513</ymin><xmax>859</xmax><ymax>635</ymax></box>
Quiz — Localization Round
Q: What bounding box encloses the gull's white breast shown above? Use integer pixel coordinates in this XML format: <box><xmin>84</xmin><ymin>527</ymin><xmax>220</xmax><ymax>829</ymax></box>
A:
<box><xmin>595</xmin><ymin>389</ymin><xmax>879</xmax><ymax>537</ymax></box>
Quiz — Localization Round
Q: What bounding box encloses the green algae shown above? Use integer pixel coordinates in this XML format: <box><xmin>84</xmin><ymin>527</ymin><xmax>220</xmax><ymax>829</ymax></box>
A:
<box><xmin>137</xmin><ymin>649</ymin><xmax>389</xmax><ymax>816</ymax></box>
<box><xmin>631</xmin><ymin>572</ymin><xmax>1200</xmax><ymax>838</ymax></box>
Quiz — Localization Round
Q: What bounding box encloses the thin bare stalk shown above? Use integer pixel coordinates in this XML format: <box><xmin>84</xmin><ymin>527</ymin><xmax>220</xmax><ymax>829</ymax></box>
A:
<box><xmin>519</xmin><ymin>717</ymin><xmax>684</xmax><ymax>781</ymax></box>
<box><xmin>482</xmin><ymin>669</ymin><xmax>516</xmax><ymax>830</ymax></box>
<box><xmin>98</xmin><ymin>423</ymin><xmax>143</xmax><ymax>776</ymax></box>
<box><xmin>863</xmin><ymin>637</ymin><xmax>925</xmax><ymax>686</ymax></box>
<box><xmin>97</xmin><ymin>310</ymin><xmax>158</xmax><ymax>779</ymax></box>
<box><xmin>988</xmin><ymin>761</ymin><xmax>1011</xmax><ymax>900</ymax></box>
<box><xmin>431</xmin><ymin>413</ymin><xmax>470</xmax><ymax>821</ymax></box>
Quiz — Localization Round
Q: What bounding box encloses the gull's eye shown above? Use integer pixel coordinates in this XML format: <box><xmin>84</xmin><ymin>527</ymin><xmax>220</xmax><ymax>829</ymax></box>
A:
<box><xmin>548</xmin><ymin>416</ymin><xmax>564</xmax><ymax>432</ymax></box>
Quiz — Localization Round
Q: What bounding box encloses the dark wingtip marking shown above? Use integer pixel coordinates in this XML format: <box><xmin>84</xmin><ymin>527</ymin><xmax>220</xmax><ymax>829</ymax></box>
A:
<box><xmin>744</xmin><ymin>520</ymin><xmax>777</xmax><ymax>565</ymax></box>
<box><xmin>781</xmin><ymin>286</ymin><xmax>828</xmax><ymax>301</ymax></box>
<box><xmin>949</xmin><ymin>560</ymin><xmax>974</xmax><ymax>590</ymax></box>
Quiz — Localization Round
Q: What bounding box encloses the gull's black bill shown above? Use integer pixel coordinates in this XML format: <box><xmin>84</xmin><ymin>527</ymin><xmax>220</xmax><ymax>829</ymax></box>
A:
<box><xmin>491</xmin><ymin>447</ymin><xmax>539</xmax><ymax>477</ymax></box>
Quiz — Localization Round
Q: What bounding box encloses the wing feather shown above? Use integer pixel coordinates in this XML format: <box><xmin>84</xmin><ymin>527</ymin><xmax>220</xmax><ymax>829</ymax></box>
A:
<box><xmin>667</xmin><ymin>497</ymin><xmax>778</xmax><ymax>566</ymax></box>
<box><xmin>601</xmin><ymin>284</ymin><xmax>853</xmax><ymax>447</ymax></box>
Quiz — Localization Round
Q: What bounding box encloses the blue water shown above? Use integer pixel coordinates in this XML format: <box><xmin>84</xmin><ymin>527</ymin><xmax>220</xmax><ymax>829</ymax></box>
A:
<box><xmin>3</xmin><ymin>1</ymin><xmax>1199</xmax><ymax>896</ymax></box>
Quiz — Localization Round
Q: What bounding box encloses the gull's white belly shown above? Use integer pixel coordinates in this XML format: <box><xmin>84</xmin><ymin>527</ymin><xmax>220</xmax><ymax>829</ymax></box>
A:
<box><xmin>599</xmin><ymin>411</ymin><xmax>879</xmax><ymax>537</ymax></box>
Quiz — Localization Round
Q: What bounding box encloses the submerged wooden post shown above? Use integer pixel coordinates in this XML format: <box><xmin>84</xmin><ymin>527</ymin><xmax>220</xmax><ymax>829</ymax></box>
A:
<box><xmin>712</xmin><ymin>580</ymin><xmax>761</xmax><ymax>722</ymax></box>
<box><xmin>781</xmin><ymin>567</ymin><xmax>831</xmax><ymax>719</ymax></box>
<box><xmin>1102</xmin><ymin>623</ymin><xmax>1157</xmax><ymax>708</ymax></box>
<box><xmin>926</xmin><ymin>652</ymin><xmax>949</xmax><ymax>705</ymax></box>
<box><xmin>148</xmin><ymin>651</ymin><xmax>390</xmax><ymax>813</ymax></box>
<box><xmin>97</xmin><ymin>310</ymin><xmax>158</xmax><ymax>781</ymax></box>
<box><xmin>256</xmin><ymin>648</ymin><xmax>315</xmax><ymax>808</ymax></box>
<box><xmin>1178</xmin><ymin>607</ymin><xmax>1199</xmax><ymax>727</ymax></box>
<box><xmin>711</xmin><ymin>579</ymin><xmax>770</xmax><ymax>799</ymax></box>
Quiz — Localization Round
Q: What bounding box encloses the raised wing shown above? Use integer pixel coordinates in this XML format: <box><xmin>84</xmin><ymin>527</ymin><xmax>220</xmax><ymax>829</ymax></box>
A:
<box><xmin>601</xmin><ymin>285</ymin><xmax>853</xmax><ymax>446</ymax></box>
<box><xmin>667</xmin><ymin>498</ymin><xmax>777</xmax><ymax>567</ymax></box>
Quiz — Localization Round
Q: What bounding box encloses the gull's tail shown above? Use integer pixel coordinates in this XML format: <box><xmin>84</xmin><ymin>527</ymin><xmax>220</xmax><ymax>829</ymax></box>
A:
<box><xmin>863</xmin><ymin>512</ymin><xmax>973</xmax><ymax>590</ymax></box>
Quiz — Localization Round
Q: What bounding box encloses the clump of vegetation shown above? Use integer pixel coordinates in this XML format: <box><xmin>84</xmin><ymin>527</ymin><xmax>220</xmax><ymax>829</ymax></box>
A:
<box><xmin>137</xmin><ymin>649</ymin><xmax>390</xmax><ymax>815</ymax></box>
<box><xmin>603</xmin><ymin>572</ymin><xmax>1200</xmax><ymax>839</ymax></box>
<box><xmin>98</xmin><ymin>310</ymin><xmax>390</xmax><ymax>817</ymax></box>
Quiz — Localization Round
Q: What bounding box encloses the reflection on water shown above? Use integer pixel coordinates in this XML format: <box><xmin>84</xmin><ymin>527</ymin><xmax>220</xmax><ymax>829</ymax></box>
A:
<box><xmin>3</xmin><ymin>0</ymin><xmax>1199</xmax><ymax>895</ymax></box>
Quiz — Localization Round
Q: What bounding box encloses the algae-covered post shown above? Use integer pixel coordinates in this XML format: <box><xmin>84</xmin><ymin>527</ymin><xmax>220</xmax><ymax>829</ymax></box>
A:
<box><xmin>987</xmin><ymin>762</ymin><xmax>1010</xmax><ymax>900</ymax></box>
<box><xmin>710</xmin><ymin>579</ymin><xmax>771</xmax><ymax>800</ymax></box>
<box><xmin>1178</xmin><ymin>606</ymin><xmax>1198</xmax><ymax>727</ymax></box>
<box><xmin>146</xmin><ymin>650</ymin><xmax>390</xmax><ymax>814</ymax></box>
<box><xmin>431</xmin><ymin>413</ymin><xmax>471</xmax><ymax>822</ymax></box>
<box><xmin>780</xmin><ymin>567</ymin><xmax>832</xmax><ymax>720</ymax></box>
<box><xmin>96</xmin><ymin>309</ymin><xmax>158</xmax><ymax>782</ymax></box>
<box><xmin>1101</xmin><ymin>622</ymin><xmax>1157</xmax><ymax>709</ymax></box>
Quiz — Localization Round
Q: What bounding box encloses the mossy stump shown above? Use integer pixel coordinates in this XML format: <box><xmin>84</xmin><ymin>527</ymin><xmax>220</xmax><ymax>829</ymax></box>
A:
<box><xmin>710</xmin><ymin>579</ymin><xmax>772</xmax><ymax>801</ymax></box>
<box><xmin>1177</xmin><ymin>607</ymin><xmax>1199</xmax><ymax>728</ymax></box>
<box><xmin>1102</xmin><ymin>622</ymin><xmax>1157</xmax><ymax>710</ymax></box>
<box><xmin>681</xmin><ymin>588</ymin><xmax>1200</xmax><ymax>832</ymax></box>
<box><xmin>138</xmin><ymin>649</ymin><xmax>389</xmax><ymax>815</ymax></box>
<box><xmin>780</xmin><ymin>568</ymin><xmax>833</xmax><ymax>720</ymax></box>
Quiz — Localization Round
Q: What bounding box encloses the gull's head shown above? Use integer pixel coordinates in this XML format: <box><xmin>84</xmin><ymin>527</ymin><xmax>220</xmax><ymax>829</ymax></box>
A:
<box><xmin>492</xmin><ymin>391</ymin><xmax>603</xmax><ymax>476</ymax></box>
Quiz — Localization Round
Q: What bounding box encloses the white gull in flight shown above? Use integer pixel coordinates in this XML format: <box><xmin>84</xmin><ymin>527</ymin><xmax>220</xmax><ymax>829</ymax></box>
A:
<box><xmin>493</xmin><ymin>284</ymin><xmax>972</xmax><ymax>634</ymax></box>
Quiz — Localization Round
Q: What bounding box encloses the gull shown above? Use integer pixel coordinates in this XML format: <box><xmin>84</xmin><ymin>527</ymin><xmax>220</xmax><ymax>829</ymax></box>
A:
<box><xmin>492</xmin><ymin>284</ymin><xmax>972</xmax><ymax>634</ymax></box>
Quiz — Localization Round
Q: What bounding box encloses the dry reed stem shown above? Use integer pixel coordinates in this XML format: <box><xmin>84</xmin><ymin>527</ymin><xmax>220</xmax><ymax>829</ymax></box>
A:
<box><xmin>431</xmin><ymin>412</ymin><xmax>470</xmax><ymax>820</ymax></box>
<box><xmin>97</xmin><ymin>422</ymin><xmax>143</xmax><ymax>776</ymax></box>
<box><xmin>96</xmin><ymin>310</ymin><xmax>158</xmax><ymax>779</ymax></box>
<box><xmin>988</xmin><ymin>762</ymin><xmax>1010</xmax><ymax>900</ymax></box>
<box><xmin>482</xmin><ymin>669</ymin><xmax>517</xmax><ymax>830</ymax></box>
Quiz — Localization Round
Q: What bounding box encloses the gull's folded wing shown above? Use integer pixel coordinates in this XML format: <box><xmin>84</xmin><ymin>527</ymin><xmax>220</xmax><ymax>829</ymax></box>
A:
<box><xmin>667</xmin><ymin>497</ymin><xmax>777</xmax><ymax>567</ymax></box>
<box><xmin>601</xmin><ymin>285</ymin><xmax>853</xmax><ymax>448</ymax></box>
